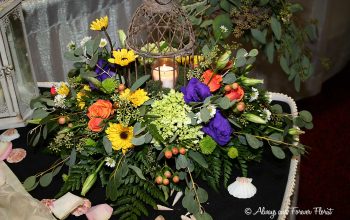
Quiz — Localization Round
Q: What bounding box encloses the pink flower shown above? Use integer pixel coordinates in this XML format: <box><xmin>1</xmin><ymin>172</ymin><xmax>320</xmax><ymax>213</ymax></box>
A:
<box><xmin>86</xmin><ymin>204</ymin><xmax>113</xmax><ymax>220</ymax></box>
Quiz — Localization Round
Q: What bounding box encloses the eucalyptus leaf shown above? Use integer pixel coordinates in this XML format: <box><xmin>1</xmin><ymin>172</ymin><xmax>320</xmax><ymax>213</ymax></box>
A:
<box><xmin>32</xmin><ymin>133</ymin><xmax>41</xmax><ymax>147</ymax></box>
<box><xmin>52</xmin><ymin>165</ymin><xmax>63</xmax><ymax>176</ymax></box>
<box><xmin>23</xmin><ymin>176</ymin><xmax>36</xmax><ymax>190</ymax></box>
<box><xmin>68</xmin><ymin>148</ymin><xmax>76</xmax><ymax>167</ymax></box>
<box><xmin>271</xmin><ymin>146</ymin><xmax>286</xmax><ymax>159</ymax></box>
<box><xmin>223</xmin><ymin>73</ymin><xmax>236</xmax><ymax>84</ymax></box>
<box><xmin>43</xmin><ymin>125</ymin><xmax>48</xmax><ymax>139</ymax></box>
<box><xmin>132</xmin><ymin>135</ymin><xmax>146</xmax><ymax>146</ymax></box>
<box><xmin>176</xmin><ymin>155</ymin><xmax>188</xmax><ymax>169</ymax></box>
<box><xmin>265</xmin><ymin>42</ymin><xmax>274</xmax><ymax>64</ymax></box>
<box><xmin>234</xmin><ymin>56</ymin><xmax>246</xmax><ymax>68</ymax></box>
<box><xmin>196</xmin><ymin>187</ymin><xmax>208</xmax><ymax>203</ymax></box>
<box><xmin>93</xmin><ymin>33</ymin><xmax>102</xmax><ymax>53</ymax></box>
<box><xmin>299</xmin><ymin>110</ymin><xmax>313</xmax><ymax>122</ymax></box>
<box><xmin>182</xmin><ymin>194</ymin><xmax>200</xmax><ymax>214</ymax></box>
<box><xmin>200</xmin><ymin>107</ymin><xmax>211</xmax><ymax>123</ymax></box>
<box><xmin>269</xmin><ymin>133</ymin><xmax>284</xmax><ymax>145</ymax></box>
<box><xmin>128</xmin><ymin>165</ymin><xmax>146</xmax><ymax>180</ymax></box>
<box><xmin>245</xmin><ymin>134</ymin><xmax>263</xmax><ymax>149</ymax></box>
<box><xmin>39</xmin><ymin>173</ymin><xmax>53</xmax><ymax>187</ymax></box>
<box><xmin>131</xmin><ymin>75</ymin><xmax>150</xmax><ymax>92</ymax></box>
<box><xmin>248</xmin><ymin>49</ymin><xmax>259</xmax><ymax>57</ymax></box>
<box><xmin>294</xmin><ymin>74</ymin><xmax>301</xmax><ymax>92</ymax></box>
<box><xmin>194</xmin><ymin>212</ymin><xmax>213</xmax><ymax>220</ymax></box>
<box><xmin>236</xmin><ymin>48</ymin><xmax>247</xmax><ymax>58</ymax></box>
<box><xmin>280</xmin><ymin>56</ymin><xmax>290</xmax><ymax>74</ymax></box>
<box><xmin>218</xmin><ymin>97</ymin><xmax>236</xmax><ymax>109</ymax></box>
<box><xmin>89</xmin><ymin>54</ymin><xmax>99</xmax><ymax>68</ymax></box>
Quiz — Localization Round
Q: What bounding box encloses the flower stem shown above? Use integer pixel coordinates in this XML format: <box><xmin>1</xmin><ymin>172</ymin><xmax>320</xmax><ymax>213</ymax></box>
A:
<box><xmin>35</xmin><ymin>157</ymin><xmax>69</xmax><ymax>177</ymax></box>
<box><xmin>103</xmin><ymin>29</ymin><xmax>114</xmax><ymax>53</ymax></box>
<box><xmin>187</xmin><ymin>168</ymin><xmax>203</xmax><ymax>214</ymax></box>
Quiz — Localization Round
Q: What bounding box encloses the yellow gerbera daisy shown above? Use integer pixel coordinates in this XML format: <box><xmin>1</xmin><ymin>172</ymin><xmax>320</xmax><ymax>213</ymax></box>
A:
<box><xmin>105</xmin><ymin>123</ymin><xmax>133</xmax><ymax>154</ymax></box>
<box><xmin>57</xmin><ymin>83</ymin><xmax>70</xmax><ymax>96</ymax></box>
<box><xmin>119</xmin><ymin>88</ymin><xmax>131</xmax><ymax>101</ymax></box>
<box><xmin>90</xmin><ymin>16</ymin><xmax>108</xmax><ymax>31</ymax></box>
<box><xmin>129</xmin><ymin>89</ymin><xmax>150</xmax><ymax>107</ymax></box>
<box><xmin>108</xmin><ymin>49</ymin><xmax>137</xmax><ymax>66</ymax></box>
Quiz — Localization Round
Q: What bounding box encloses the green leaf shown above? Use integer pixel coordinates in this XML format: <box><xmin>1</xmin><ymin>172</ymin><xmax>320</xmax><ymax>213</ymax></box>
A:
<box><xmin>101</xmin><ymin>78</ymin><xmax>117</xmax><ymax>94</ymax></box>
<box><xmin>176</xmin><ymin>155</ymin><xmax>188</xmax><ymax>169</ymax></box>
<box><xmin>234</xmin><ymin>56</ymin><xmax>246</xmax><ymax>68</ymax></box>
<box><xmin>200</xmin><ymin>19</ymin><xmax>213</xmax><ymax>28</ymax></box>
<box><xmin>294</xmin><ymin>74</ymin><xmax>301</xmax><ymax>92</ymax></box>
<box><xmin>93</xmin><ymin>33</ymin><xmax>102</xmax><ymax>53</ymax></box>
<box><xmin>251</xmin><ymin>29</ymin><xmax>266</xmax><ymax>44</ymax></box>
<box><xmin>248</xmin><ymin>49</ymin><xmax>259</xmax><ymax>57</ymax></box>
<box><xmin>182</xmin><ymin>194</ymin><xmax>200</xmax><ymax>214</ymax></box>
<box><xmin>32</xmin><ymin>133</ymin><xmax>40</xmax><ymax>147</ymax></box>
<box><xmin>131</xmin><ymin>75</ymin><xmax>150</xmax><ymax>92</ymax></box>
<box><xmin>269</xmin><ymin>133</ymin><xmax>283</xmax><ymax>145</ymax></box>
<box><xmin>289</xmin><ymin>3</ymin><xmax>303</xmax><ymax>13</ymax></box>
<box><xmin>52</xmin><ymin>165</ymin><xmax>63</xmax><ymax>176</ymax></box>
<box><xmin>305</xmin><ymin>24</ymin><xmax>317</xmax><ymax>41</ymax></box>
<box><xmin>32</xmin><ymin>108</ymin><xmax>50</xmax><ymax>119</ymax></box>
<box><xmin>236</xmin><ymin>48</ymin><xmax>247</xmax><ymax>58</ymax></box>
<box><xmin>299</xmin><ymin>110</ymin><xmax>313</xmax><ymax>122</ymax></box>
<box><xmin>64</xmin><ymin>51</ymin><xmax>83</xmax><ymax>62</ymax></box>
<box><xmin>271</xmin><ymin>104</ymin><xmax>283</xmax><ymax>114</ymax></box>
<box><xmin>271</xmin><ymin>146</ymin><xmax>286</xmax><ymax>159</ymax></box>
<box><xmin>42</xmin><ymin>125</ymin><xmax>48</xmax><ymax>139</ymax></box>
<box><xmin>271</xmin><ymin>17</ymin><xmax>282</xmax><ymax>40</ymax></box>
<box><xmin>304</xmin><ymin>122</ymin><xmax>314</xmax><ymax>130</ymax></box>
<box><xmin>212</xmin><ymin>14</ymin><xmax>232</xmax><ymax>40</ymax></box>
<box><xmin>196</xmin><ymin>187</ymin><xmax>208</xmax><ymax>203</ymax></box>
<box><xmin>223</xmin><ymin>73</ymin><xmax>236</xmax><ymax>84</ymax></box>
<box><xmin>259</xmin><ymin>0</ymin><xmax>269</xmax><ymax>6</ymax></box>
<box><xmin>103</xmin><ymin>136</ymin><xmax>113</xmax><ymax>155</ymax></box>
<box><xmin>265</xmin><ymin>42</ymin><xmax>274</xmax><ymax>64</ymax></box>
<box><xmin>194</xmin><ymin>212</ymin><xmax>213</xmax><ymax>220</ymax></box>
<box><xmin>89</xmin><ymin>54</ymin><xmax>99</xmax><ymax>68</ymax></box>
<box><xmin>23</xmin><ymin>176</ymin><xmax>36</xmax><ymax>190</ymax></box>
<box><xmin>128</xmin><ymin>165</ymin><xmax>146</xmax><ymax>180</ymax></box>
<box><xmin>218</xmin><ymin>97</ymin><xmax>236</xmax><ymax>109</ymax></box>
<box><xmin>220</xmin><ymin>0</ymin><xmax>232</xmax><ymax>12</ymax></box>
<box><xmin>132</xmin><ymin>135</ymin><xmax>146</xmax><ymax>146</ymax></box>
<box><xmin>68</xmin><ymin>148</ymin><xmax>76</xmax><ymax>167</ymax></box>
<box><xmin>245</xmin><ymin>134</ymin><xmax>263</xmax><ymax>149</ymax></box>
<box><xmin>200</xmin><ymin>107</ymin><xmax>211</xmax><ymax>123</ymax></box>
<box><xmin>289</xmin><ymin>147</ymin><xmax>300</xmax><ymax>156</ymax></box>
<box><xmin>280</xmin><ymin>56</ymin><xmax>290</xmax><ymax>74</ymax></box>
<box><xmin>39</xmin><ymin>173</ymin><xmax>53</xmax><ymax>187</ymax></box>
<box><xmin>188</xmin><ymin>150</ymin><xmax>208</xmax><ymax>168</ymax></box>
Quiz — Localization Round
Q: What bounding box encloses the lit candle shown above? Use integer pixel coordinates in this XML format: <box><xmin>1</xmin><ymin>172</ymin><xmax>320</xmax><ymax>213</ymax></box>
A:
<box><xmin>152</xmin><ymin>58</ymin><xmax>178</xmax><ymax>89</ymax></box>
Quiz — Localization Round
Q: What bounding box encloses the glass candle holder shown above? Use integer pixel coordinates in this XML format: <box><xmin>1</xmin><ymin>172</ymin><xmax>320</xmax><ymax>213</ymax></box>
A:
<box><xmin>152</xmin><ymin>58</ymin><xmax>178</xmax><ymax>89</ymax></box>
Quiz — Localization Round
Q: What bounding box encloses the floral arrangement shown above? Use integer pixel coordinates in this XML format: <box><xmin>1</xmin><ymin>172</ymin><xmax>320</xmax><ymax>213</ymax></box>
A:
<box><xmin>181</xmin><ymin>0</ymin><xmax>318</xmax><ymax>91</ymax></box>
<box><xmin>26</xmin><ymin>16</ymin><xmax>313</xmax><ymax>220</ymax></box>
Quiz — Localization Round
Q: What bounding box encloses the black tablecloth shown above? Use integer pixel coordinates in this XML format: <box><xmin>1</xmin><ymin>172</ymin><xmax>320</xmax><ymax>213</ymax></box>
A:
<box><xmin>5</xmin><ymin>102</ymin><xmax>292</xmax><ymax>220</ymax></box>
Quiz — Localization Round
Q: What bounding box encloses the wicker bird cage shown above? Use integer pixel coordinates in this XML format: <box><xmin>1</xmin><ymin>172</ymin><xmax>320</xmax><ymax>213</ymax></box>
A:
<box><xmin>126</xmin><ymin>0</ymin><xmax>196</xmax><ymax>88</ymax></box>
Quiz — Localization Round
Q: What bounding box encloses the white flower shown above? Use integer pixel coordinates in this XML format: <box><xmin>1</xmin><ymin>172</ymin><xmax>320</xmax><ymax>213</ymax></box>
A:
<box><xmin>261</xmin><ymin>108</ymin><xmax>272</xmax><ymax>121</ymax></box>
<box><xmin>54</xmin><ymin>94</ymin><xmax>67</xmax><ymax>109</ymax></box>
<box><xmin>99</xmin><ymin>38</ymin><xmax>108</xmax><ymax>48</ymax></box>
<box><xmin>220</xmin><ymin>25</ymin><xmax>228</xmax><ymax>33</ymax></box>
<box><xmin>195</xmin><ymin>105</ymin><xmax>217</xmax><ymax>124</ymax></box>
<box><xmin>67</xmin><ymin>41</ymin><xmax>76</xmax><ymax>51</ymax></box>
<box><xmin>105</xmin><ymin>157</ymin><xmax>116</xmax><ymax>168</ymax></box>
<box><xmin>80</xmin><ymin>36</ymin><xmax>91</xmax><ymax>47</ymax></box>
<box><xmin>249</xmin><ymin>87</ymin><xmax>259</xmax><ymax>102</ymax></box>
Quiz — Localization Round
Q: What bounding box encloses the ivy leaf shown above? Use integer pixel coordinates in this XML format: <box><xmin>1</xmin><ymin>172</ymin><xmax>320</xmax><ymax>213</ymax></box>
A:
<box><xmin>103</xmin><ymin>136</ymin><xmax>113</xmax><ymax>155</ymax></box>
<box><xmin>188</xmin><ymin>150</ymin><xmax>208</xmax><ymax>168</ymax></box>
<box><xmin>131</xmin><ymin>75</ymin><xmax>150</xmax><ymax>92</ymax></box>
<box><xmin>251</xmin><ymin>29</ymin><xmax>266</xmax><ymax>44</ymax></box>
<box><xmin>39</xmin><ymin>173</ymin><xmax>53</xmax><ymax>187</ymax></box>
<box><xmin>271</xmin><ymin>146</ymin><xmax>286</xmax><ymax>159</ymax></box>
<box><xmin>271</xmin><ymin>17</ymin><xmax>282</xmax><ymax>40</ymax></box>
<box><xmin>128</xmin><ymin>165</ymin><xmax>146</xmax><ymax>180</ymax></box>
<box><xmin>245</xmin><ymin>134</ymin><xmax>263</xmax><ymax>149</ymax></box>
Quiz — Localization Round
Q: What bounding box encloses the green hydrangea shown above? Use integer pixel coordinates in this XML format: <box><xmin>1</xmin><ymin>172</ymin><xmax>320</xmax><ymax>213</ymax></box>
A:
<box><xmin>199</xmin><ymin>136</ymin><xmax>217</xmax><ymax>154</ymax></box>
<box><xmin>150</xmin><ymin>90</ymin><xmax>203</xmax><ymax>143</ymax></box>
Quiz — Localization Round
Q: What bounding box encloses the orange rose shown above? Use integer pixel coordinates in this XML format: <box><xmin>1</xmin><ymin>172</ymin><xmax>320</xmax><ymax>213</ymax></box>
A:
<box><xmin>88</xmin><ymin>118</ymin><xmax>104</xmax><ymax>132</ymax></box>
<box><xmin>202</xmin><ymin>70</ymin><xmax>222</xmax><ymax>92</ymax></box>
<box><xmin>87</xmin><ymin>100</ymin><xmax>113</xmax><ymax>119</ymax></box>
<box><xmin>225</xmin><ymin>85</ymin><xmax>244</xmax><ymax>101</ymax></box>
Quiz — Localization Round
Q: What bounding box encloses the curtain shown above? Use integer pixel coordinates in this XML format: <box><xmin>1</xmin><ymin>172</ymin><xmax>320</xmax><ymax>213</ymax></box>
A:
<box><xmin>22</xmin><ymin>0</ymin><xmax>142</xmax><ymax>82</ymax></box>
<box><xmin>22</xmin><ymin>0</ymin><xmax>350</xmax><ymax>98</ymax></box>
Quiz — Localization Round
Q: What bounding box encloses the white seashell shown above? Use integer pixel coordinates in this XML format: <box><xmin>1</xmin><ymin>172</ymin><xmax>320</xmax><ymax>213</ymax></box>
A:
<box><xmin>227</xmin><ymin>177</ymin><xmax>257</xmax><ymax>199</ymax></box>
<box><xmin>0</xmin><ymin>129</ymin><xmax>20</xmax><ymax>142</ymax></box>
<box><xmin>155</xmin><ymin>215</ymin><xmax>165</xmax><ymax>220</ymax></box>
<box><xmin>156</xmin><ymin>205</ymin><xmax>173</xmax><ymax>211</ymax></box>
<box><xmin>172</xmin><ymin>191</ymin><xmax>183</xmax><ymax>206</ymax></box>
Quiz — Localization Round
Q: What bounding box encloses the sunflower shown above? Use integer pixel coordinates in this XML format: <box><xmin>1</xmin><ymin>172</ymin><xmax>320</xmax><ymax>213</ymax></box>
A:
<box><xmin>105</xmin><ymin>123</ymin><xmax>133</xmax><ymax>154</ymax></box>
<box><xmin>90</xmin><ymin>16</ymin><xmax>108</xmax><ymax>31</ymax></box>
<box><xmin>108</xmin><ymin>49</ymin><xmax>137</xmax><ymax>66</ymax></box>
